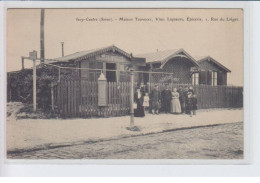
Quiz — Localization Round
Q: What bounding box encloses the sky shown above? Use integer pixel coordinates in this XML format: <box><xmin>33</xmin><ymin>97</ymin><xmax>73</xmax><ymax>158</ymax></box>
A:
<box><xmin>7</xmin><ymin>9</ymin><xmax>244</xmax><ymax>86</ymax></box>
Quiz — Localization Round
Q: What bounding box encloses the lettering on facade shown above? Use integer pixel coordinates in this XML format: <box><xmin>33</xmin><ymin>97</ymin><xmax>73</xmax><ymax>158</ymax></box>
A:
<box><xmin>95</xmin><ymin>54</ymin><xmax>127</xmax><ymax>63</ymax></box>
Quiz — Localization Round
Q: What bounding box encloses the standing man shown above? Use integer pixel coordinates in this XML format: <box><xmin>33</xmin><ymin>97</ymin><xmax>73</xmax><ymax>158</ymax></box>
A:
<box><xmin>161</xmin><ymin>84</ymin><xmax>172</xmax><ymax>113</ymax></box>
<box><xmin>183</xmin><ymin>86</ymin><xmax>189</xmax><ymax>114</ymax></box>
<box><xmin>177</xmin><ymin>86</ymin><xmax>185</xmax><ymax>114</ymax></box>
<box><xmin>150</xmin><ymin>85</ymin><xmax>161</xmax><ymax>114</ymax></box>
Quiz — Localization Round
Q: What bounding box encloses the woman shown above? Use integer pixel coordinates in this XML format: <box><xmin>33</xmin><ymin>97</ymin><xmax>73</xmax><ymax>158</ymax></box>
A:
<box><xmin>171</xmin><ymin>88</ymin><xmax>181</xmax><ymax>114</ymax></box>
<box><xmin>134</xmin><ymin>88</ymin><xmax>145</xmax><ymax>117</ymax></box>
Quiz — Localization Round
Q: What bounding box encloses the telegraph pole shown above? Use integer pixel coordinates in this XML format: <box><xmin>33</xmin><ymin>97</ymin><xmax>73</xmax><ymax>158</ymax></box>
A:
<box><xmin>29</xmin><ymin>50</ymin><xmax>37</xmax><ymax>112</ymax></box>
<box><xmin>33</xmin><ymin>58</ymin><xmax>37</xmax><ymax>111</ymax></box>
<box><xmin>40</xmin><ymin>9</ymin><xmax>45</xmax><ymax>63</ymax></box>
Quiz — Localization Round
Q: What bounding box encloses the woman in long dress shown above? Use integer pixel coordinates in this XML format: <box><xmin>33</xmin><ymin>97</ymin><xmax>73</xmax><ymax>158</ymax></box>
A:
<box><xmin>171</xmin><ymin>88</ymin><xmax>181</xmax><ymax>114</ymax></box>
<box><xmin>134</xmin><ymin>88</ymin><xmax>145</xmax><ymax>117</ymax></box>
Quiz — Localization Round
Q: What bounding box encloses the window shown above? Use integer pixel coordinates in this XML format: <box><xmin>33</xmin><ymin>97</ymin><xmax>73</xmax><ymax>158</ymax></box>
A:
<box><xmin>192</xmin><ymin>73</ymin><xmax>199</xmax><ymax>85</ymax></box>
<box><xmin>211</xmin><ymin>71</ymin><xmax>218</xmax><ymax>86</ymax></box>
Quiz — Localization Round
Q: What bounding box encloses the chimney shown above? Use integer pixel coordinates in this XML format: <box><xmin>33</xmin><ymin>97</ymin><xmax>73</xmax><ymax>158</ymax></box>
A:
<box><xmin>61</xmin><ymin>42</ymin><xmax>64</xmax><ymax>57</ymax></box>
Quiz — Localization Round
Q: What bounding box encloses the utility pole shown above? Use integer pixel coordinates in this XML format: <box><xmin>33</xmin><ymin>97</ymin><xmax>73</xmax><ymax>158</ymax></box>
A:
<box><xmin>40</xmin><ymin>9</ymin><xmax>45</xmax><ymax>63</ymax></box>
<box><xmin>33</xmin><ymin>58</ymin><xmax>37</xmax><ymax>111</ymax></box>
<box><xmin>29</xmin><ymin>50</ymin><xmax>37</xmax><ymax>112</ymax></box>
<box><xmin>61</xmin><ymin>42</ymin><xmax>64</xmax><ymax>57</ymax></box>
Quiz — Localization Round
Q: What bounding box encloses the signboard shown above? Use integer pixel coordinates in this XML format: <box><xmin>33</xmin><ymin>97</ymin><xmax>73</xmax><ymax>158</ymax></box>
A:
<box><xmin>190</xmin><ymin>67</ymin><xmax>199</xmax><ymax>73</ymax></box>
<box><xmin>29</xmin><ymin>50</ymin><xmax>37</xmax><ymax>60</ymax></box>
<box><xmin>96</xmin><ymin>54</ymin><xmax>127</xmax><ymax>63</ymax></box>
<box><xmin>98</xmin><ymin>73</ymin><xmax>108</xmax><ymax>106</ymax></box>
<box><xmin>98</xmin><ymin>81</ymin><xmax>108</xmax><ymax>106</ymax></box>
<box><xmin>130</xmin><ymin>57</ymin><xmax>146</xmax><ymax>66</ymax></box>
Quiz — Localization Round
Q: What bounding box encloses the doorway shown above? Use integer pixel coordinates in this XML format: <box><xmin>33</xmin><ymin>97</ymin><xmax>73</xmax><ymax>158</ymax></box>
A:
<box><xmin>106</xmin><ymin>63</ymin><xmax>116</xmax><ymax>82</ymax></box>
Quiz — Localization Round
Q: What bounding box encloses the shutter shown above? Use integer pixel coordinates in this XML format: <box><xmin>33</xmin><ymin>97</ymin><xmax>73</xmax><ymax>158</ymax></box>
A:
<box><xmin>223</xmin><ymin>72</ymin><xmax>227</xmax><ymax>85</ymax></box>
<box><xmin>199</xmin><ymin>71</ymin><xmax>207</xmax><ymax>85</ymax></box>
<box><xmin>207</xmin><ymin>71</ymin><xmax>212</xmax><ymax>85</ymax></box>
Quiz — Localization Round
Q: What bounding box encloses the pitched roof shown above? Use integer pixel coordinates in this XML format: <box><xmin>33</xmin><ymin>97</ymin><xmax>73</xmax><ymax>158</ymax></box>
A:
<box><xmin>48</xmin><ymin>45</ymin><xmax>132</xmax><ymax>63</ymax></box>
<box><xmin>136</xmin><ymin>48</ymin><xmax>200</xmax><ymax>68</ymax></box>
<box><xmin>135</xmin><ymin>49</ymin><xmax>179</xmax><ymax>63</ymax></box>
<box><xmin>196</xmin><ymin>56</ymin><xmax>231</xmax><ymax>72</ymax></box>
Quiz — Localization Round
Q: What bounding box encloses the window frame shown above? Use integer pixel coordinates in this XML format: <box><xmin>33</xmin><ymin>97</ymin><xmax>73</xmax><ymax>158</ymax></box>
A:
<box><xmin>192</xmin><ymin>72</ymin><xmax>199</xmax><ymax>85</ymax></box>
<box><xmin>211</xmin><ymin>71</ymin><xmax>218</xmax><ymax>86</ymax></box>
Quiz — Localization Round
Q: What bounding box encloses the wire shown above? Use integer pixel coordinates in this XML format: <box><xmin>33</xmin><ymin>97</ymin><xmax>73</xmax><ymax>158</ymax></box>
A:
<box><xmin>23</xmin><ymin>56</ymin><xmax>174</xmax><ymax>75</ymax></box>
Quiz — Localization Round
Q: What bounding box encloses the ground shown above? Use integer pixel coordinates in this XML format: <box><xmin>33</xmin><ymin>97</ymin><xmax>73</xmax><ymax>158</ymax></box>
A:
<box><xmin>8</xmin><ymin>122</ymin><xmax>243</xmax><ymax>159</ymax></box>
<box><xmin>6</xmin><ymin>102</ymin><xmax>244</xmax><ymax>159</ymax></box>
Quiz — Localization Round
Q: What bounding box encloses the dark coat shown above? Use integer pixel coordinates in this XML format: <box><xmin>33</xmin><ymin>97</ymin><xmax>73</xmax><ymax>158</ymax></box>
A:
<box><xmin>150</xmin><ymin>89</ymin><xmax>161</xmax><ymax>110</ymax></box>
<box><xmin>161</xmin><ymin>89</ymin><xmax>172</xmax><ymax>101</ymax></box>
<box><xmin>161</xmin><ymin>89</ymin><xmax>172</xmax><ymax>112</ymax></box>
<box><xmin>177</xmin><ymin>89</ymin><xmax>184</xmax><ymax>103</ymax></box>
<box><xmin>134</xmin><ymin>91</ymin><xmax>145</xmax><ymax>117</ymax></box>
<box><xmin>150</xmin><ymin>89</ymin><xmax>161</xmax><ymax>102</ymax></box>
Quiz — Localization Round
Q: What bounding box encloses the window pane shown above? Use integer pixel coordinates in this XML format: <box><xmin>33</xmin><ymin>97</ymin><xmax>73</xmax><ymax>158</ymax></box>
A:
<box><xmin>195</xmin><ymin>73</ymin><xmax>199</xmax><ymax>85</ymax></box>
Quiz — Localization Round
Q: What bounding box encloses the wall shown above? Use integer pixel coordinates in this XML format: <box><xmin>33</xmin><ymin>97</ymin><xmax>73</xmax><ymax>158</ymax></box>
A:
<box><xmin>79</xmin><ymin>51</ymin><xmax>132</xmax><ymax>82</ymax></box>
<box><xmin>162</xmin><ymin>57</ymin><xmax>194</xmax><ymax>84</ymax></box>
<box><xmin>198</xmin><ymin>60</ymin><xmax>228</xmax><ymax>85</ymax></box>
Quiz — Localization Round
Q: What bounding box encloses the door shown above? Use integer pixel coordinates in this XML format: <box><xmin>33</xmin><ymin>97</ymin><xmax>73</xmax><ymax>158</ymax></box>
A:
<box><xmin>106</xmin><ymin>63</ymin><xmax>116</xmax><ymax>82</ymax></box>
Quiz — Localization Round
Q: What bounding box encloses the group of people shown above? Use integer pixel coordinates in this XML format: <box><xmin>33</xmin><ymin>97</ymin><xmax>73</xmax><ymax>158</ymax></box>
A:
<box><xmin>133</xmin><ymin>84</ymin><xmax>198</xmax><ymax>118</ymax></box>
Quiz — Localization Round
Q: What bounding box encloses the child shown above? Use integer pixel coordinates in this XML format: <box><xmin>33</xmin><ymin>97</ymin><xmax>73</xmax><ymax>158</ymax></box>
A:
<box><xmin>143</xmin><ymin>92</ymin><xmax>150</xmax><ymax>111</ymax></box>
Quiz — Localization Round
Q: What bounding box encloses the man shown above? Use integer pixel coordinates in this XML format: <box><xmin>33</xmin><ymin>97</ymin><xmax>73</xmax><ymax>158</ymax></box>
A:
<box><xmin>177</xmin><ymin>86</ymin><xmax>185</xmax><ymax>114</ymax></box>
<box><xmin>183</xmin><ymin>86</ymin><xmax>189</xmax><ymax>114</ymax></box>
<box><xmin>150</xmin><ymin>85</ymin><xmax>161</xmax><ymax>114</ymax></box>
<box><xmin>161</xmin><ymin>84</ymin><xmax>172</xmax><ymax>113</ymax></box>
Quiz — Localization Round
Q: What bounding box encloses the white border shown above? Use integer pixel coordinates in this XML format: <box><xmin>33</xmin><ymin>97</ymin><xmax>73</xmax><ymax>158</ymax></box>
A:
<box><xmin>0</xmin><ymin>1</ymin><xmax>256</xmax><ymax>177</ymax></box>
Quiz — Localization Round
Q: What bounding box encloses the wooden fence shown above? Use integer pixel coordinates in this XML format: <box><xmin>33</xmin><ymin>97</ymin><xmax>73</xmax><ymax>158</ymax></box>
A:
<box><xmin>147</xmin><ymin>82</ymin><xmax>243</xmax><ymax>109</ymax></box>
<box><xmin>53</xmin><ymin>80</ymin><xmax>131</xmax><ymax>118</ymax></box>
<box><xmin>53</xmin><ymin>80</ymin><xmax>243</xmax><ymax>118</ymax></box>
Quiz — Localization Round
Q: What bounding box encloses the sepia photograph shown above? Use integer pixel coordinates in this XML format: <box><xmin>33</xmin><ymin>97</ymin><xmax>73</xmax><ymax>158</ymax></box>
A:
<box><xmin>6</xmin><ymin>8</ymin><xmax>244</xmax><ymax>160</ymax></box>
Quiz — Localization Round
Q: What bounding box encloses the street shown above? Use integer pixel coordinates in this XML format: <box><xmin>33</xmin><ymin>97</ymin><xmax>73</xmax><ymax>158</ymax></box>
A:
<box><xmin>8</xmin><ymin>122</ymin><xmax>243</xmax><ymax>159</ymax></box>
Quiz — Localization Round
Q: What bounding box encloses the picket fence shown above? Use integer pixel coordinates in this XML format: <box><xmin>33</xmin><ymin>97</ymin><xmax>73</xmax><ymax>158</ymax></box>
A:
<box><xmin>53</xmin><ymin>80</ymin><xmax>243</xmax><ymax>118</ymax></box>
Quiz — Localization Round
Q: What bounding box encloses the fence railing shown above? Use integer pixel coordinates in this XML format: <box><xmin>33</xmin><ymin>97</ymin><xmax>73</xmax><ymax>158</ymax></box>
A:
<box><xmin>53</xmin><ymin>80</ymin><xmax>243</xmax><ymax>118</ymax></box>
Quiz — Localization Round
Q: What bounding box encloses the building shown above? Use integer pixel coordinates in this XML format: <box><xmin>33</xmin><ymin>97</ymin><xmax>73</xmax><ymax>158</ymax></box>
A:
<box><xmin>136</xmin><ymin>49</ymin><xmax>200</xmax><ymax>84</ymax></box>
<box><xmin>47</xmin><ymin>45</ymin><xmax>146</xmax><ymax>82</ymax></box>
<box><xmin>195</xmin><ymin>56</ymin><xmax>231</xmax><ymax>86</ymax></box>
<box><xmin>136</xmin><ymin>49</ymin><xmax>231</xmax><ymax>86</ymax></box>
<box><xmin>47</xmin><ymin>45</ymin><xmax>231</xmax><ymax>86</ymax></box>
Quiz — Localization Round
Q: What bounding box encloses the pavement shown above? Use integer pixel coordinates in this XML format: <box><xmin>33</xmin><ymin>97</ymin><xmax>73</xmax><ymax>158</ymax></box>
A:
<box><xmin>6</xmin><ymin>108</ymin><xmax>243</xmax><ymax>153</ymax></box>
